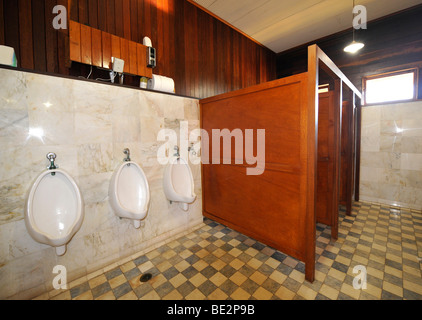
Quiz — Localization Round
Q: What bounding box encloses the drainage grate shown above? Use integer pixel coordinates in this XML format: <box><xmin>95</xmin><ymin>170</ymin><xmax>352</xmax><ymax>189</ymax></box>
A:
<box><xmin>140</xmin><ymin>273</ymin><xmax>152</xmax><ymax>283</ymax></box>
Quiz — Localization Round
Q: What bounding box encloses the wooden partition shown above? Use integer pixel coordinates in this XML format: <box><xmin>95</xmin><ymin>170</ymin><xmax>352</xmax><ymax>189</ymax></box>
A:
<box><xmin>200</xmin><ymin>45</ymin><xmax>361</xmax><ymax>282</ymax></box>
<box><xmin>201</xmin><ymin>73</ymin><xmax>316</xmax><ymax>280</ymax></box>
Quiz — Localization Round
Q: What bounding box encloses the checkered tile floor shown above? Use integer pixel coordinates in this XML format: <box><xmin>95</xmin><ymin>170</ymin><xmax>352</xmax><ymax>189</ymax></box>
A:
<box><xmin>36</xmin><ymin>201</ymin><xmax>422</xmax><ymax>300</ymax></box>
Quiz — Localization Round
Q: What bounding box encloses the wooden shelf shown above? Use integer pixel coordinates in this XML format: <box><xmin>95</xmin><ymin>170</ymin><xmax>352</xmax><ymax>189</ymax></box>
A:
<box><xmin>69</xmin><ymin>20</ymin><xmax>153</xmax><ymax>78</ymax></box>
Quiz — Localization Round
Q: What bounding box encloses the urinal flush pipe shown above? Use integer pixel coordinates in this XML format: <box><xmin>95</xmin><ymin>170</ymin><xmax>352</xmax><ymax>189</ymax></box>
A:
<box><xmin>123</xmin><ymin>148</ymin><xmax>131</xmax><ymax>164</ymax></box>
<box><xmin>174</xmin><ymin>145</ymin><xmax>180</xmax><ymax>159</ymax></box>
<box><xmin>46</xmin><ymin>152</ymin><xmax>57</xmax><ymax>176</ymax></box>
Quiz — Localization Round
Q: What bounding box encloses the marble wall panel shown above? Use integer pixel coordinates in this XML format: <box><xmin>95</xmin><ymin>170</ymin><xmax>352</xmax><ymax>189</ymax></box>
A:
<box><xmin>360</xmin><ymin>100</ymin><xmax>422</xmax><ymax>210</ymax></box>
<box><xmin>0</xmin><ymin>68</ymin><xmax>202</xmax><ymax>299</ymax></box>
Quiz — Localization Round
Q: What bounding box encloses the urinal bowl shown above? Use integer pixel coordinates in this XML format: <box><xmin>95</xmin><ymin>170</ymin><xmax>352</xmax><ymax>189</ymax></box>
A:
<box><xmin>109</xmin><ymin>161</ymin><xmax>150</xmax><ymax>228</ymax></box>
<box><xmin>24</xmin><ymin>169</ymin><xmax>84</xmax><ymax>256</ymax></box>
<box><xmin>163</xmin><ymin>156</ymin><xmax>196</xmax><ymax>211</ymax></box>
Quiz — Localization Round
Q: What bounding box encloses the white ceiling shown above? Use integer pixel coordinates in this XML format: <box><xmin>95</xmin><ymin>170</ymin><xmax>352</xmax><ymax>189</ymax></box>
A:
<box><xmin>192</xmin><ymin>0</ymin><xmax>422</xmax><ymax>53</ymax></box>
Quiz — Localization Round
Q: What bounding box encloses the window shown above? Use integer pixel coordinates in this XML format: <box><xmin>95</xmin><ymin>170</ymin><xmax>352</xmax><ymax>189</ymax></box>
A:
<box><xmin>363</xmin><ymin>68</ymin><xmax>418</xmax><ymax>105</ymax></box>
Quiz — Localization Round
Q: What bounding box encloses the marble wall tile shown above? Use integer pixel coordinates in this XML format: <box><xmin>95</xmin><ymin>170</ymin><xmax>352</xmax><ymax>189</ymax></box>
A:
<box><xmin>0</xmin><ymin>69</ymin><xmax>202</xmax><ymax>299</ymax></box>
<box><xmin>401</xmin><ymin>136</ymin><xmax>422</xmax><ymax>154</ymax></box>
<box><xmin>360</xmin><ymin>100</ymin><xmax>422</xmax><ymax>210</ymax></box>
<box><xmin>379</xmin><ymin>134</ymin><xmax>401</xmax><ymax>153</ymax></box>
<box><xmin>400</xmin><ymin>153</ymin><xmax>422</xmax><ymax>171</ymax></box>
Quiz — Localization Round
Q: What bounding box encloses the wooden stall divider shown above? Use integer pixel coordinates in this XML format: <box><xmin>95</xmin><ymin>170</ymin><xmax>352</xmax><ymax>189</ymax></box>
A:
<box><xmin>200</xmin><ymin>45</ymin><xmax>361</xmax><ymax>283</ymax></box>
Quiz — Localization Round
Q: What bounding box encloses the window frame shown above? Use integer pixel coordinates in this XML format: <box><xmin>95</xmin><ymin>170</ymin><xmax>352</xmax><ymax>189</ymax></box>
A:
<box><xmin>362</xmin><ymin>68</ymin><xmax>419</xmax><ymax>106</ymax></box>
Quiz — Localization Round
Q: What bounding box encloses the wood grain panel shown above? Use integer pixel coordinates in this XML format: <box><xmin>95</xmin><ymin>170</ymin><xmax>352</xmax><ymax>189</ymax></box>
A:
<box><xmin>45</xmin><ymin>0</ymin><xmax>59</xmax><ymax>73</ymax></box>
<box><xmin>130</xmin><ymin>0</ymin><xmax>139</xmax><ymax>43</ymax></box>
<box><xmin>18</xmin><ymin>0</ymin><xmax>34</xmax><ymax>69</ymax></box>
<box><xmin>201</xmin><ymin>73</ymin><xmax>311</xmax><ymax>276</ymax></box>
<box><xmin>91</xmin><ymin>27</ymin><xmax>102</xmax><ymax>67</ymax></box>
<box><xmin>122</xmin><ymin>0</ymin><xmax>131</xmax><ymax>40</ymax></box>
<box><xmin>78</xmin><ymin>0</ymin><xmax>89</xmax><ymax>25</ymax></box>
<box><xmin>120</xmin><ymin>37</ymin><xmax>130</xmax><ymax>73</ymax></box>
<box><xmin>129</xmin><ymin>40</ymin><xmax>137</xmax><ymax>74</ymax></box>
<box><xmin>5</xmin><ymin>0</ymin><xmax>276</xmax><ymax>98</ymax></box>
<box><xmin>203</xmin><ymin>165</ymin><xmax>304</xmax><ymax>260</ymax></box>
<box><xmin>106</xmin><ymin>0</ymin><xmax>115</xmax><ymax>34</ymax></box>
<box><xmin>97</xmin><ymin>0</ymin><xmax>107</xmax><ymax>31</ymax></box>
<box><xmin>111</xmin><ymin>34</ymin><xmax>121</xmax><ymax>59</ymax></box>
<box><xmin>32</xmin><ymin>0</ymin><xmax>47</xmax><ymax>72</ymax></box>
<box><xmin>80</xmin><ymin>23</ymin><xmax>92</xmax><ymax>65</ymax></box>
<box><xmin>88</xmin><ymin>0</ymin><xmax>98</xmax><ymax>28</ymax></box>
<box><xmin>101</xmin><ymin>31</ymin><xmax>111</xmax><ymax>69</ymax></box>
<box><xmin>0</xmin><ymin>0</ymin><xmax>4</xmax><ymax>45</ymax></box>
<box><xmin>56</xmin><ymin>0</ymin><xmax>69</xmax><ymax>75</ymax></box>
<box><xmin>136</xmin><ymin>43</ymin><xmax>146</xmax><ymax>76</ymax></box>
<box><xmin>114</xmin><ymin>0</ymin><xmax>124</xmax><ymax>37</ymax></box>
<box><xmin>69</xmin><ymin>20</ymin><xmax>81</xmax><ymax>62</ymax></box>
<box><xmin>316</xmin><ymin>92</ymin><xmax>335</xmax><ymax>226</ymax></box>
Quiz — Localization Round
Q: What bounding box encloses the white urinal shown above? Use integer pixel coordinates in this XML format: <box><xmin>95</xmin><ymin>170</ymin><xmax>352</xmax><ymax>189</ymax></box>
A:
<box><xmin>24</xmin><ymin>154</ymin><xmax>84</xmax><ymax>256</ymax></box>
<box><xmin>109</xmin><ymin>150</ymin><xmax>150</xmax><ymax>228</ymax></box>
<box><xmin>163</xmin><ymin>155</ymin><xmax>196</xmax><ymax>211</ymax></box>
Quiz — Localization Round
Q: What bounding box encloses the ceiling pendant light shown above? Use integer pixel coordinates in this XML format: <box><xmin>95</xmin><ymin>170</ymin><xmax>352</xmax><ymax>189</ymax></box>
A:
<box><xmin>344</xmin><ymin>0</ymin><xmax>365</xmax><ymax>54</ymax></box>
<box><xmin>344</xmin><ymin>40</ymin><xmax>364</xmax><ymax>53</ymax></box>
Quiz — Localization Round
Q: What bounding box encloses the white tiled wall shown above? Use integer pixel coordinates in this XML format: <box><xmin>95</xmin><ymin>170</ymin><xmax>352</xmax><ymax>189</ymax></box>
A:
<box><xmin>360</xmin><ymin>100</ymin><xmax>422</xmax><ymax>210</ymax></box>
<box><xmin>0</xmin><ymin>68</ymin><xmax>203</xmax><ymax>299</ymax></box>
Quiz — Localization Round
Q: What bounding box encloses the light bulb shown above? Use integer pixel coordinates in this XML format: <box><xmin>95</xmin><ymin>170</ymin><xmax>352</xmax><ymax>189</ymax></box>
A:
<box><xmin>344</xmin><ymin>40</ymin><xmax>365</xmax><ymax>53</ymax></box>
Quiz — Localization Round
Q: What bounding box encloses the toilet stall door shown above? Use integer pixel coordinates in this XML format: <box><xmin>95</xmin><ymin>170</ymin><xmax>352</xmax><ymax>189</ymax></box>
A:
<box><xmin>316</xmin><ymin>91</ymin><xmax>339</xmax><ymax>239</ymax></box>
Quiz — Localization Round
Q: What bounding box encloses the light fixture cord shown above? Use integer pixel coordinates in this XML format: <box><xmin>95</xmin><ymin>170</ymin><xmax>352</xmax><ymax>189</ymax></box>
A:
<box><xmin>352</xmin><ymin>0</ymin><xmax>355</xmax><ymax>41</ymax></box>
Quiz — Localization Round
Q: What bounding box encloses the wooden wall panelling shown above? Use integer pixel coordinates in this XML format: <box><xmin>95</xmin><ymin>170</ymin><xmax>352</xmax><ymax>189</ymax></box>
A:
<box><xmin>57</xmin><ymin>0</ymin><xmax>70</xmax><ymax>74</ymax></box>
<box><xmin>4</xmin><ymin>0</ymin><xmax>276</xmax><ymax>98</ymax></box>
<box><xmin>70</xmin><ymin>0</ymin><xmax>78</xmax><ymax>21</ymax></box>
<box><xmin>4</xmin><ymin>1</ymin><xmax>20</xmax><ymax>63</ymax></box>
<box><xmin>80</xmin><ymin>23</ymin><xmax>92</xmax><ymax>65</ymax></box>
<box><xmin>106</xmin><ymin>0</ymin><xmax>115</xmax><ymax>35</ymax></box>
<box><xmin>174</xmin><ymin>0</ymin><xmax>186</xmax><ymax>96</ymax></box>
<box><xmin>156</xmin><ymin>0</ymin><xmax>164</xmax><ymax>77</ymax></box>
<box><xmin>101</xmin><ymin>31</ymin><xmax>111</xmax><ymax>69</ymax></box>
<box><xmin>136</xmin><ymin>43</ymin><xmax>152</xmax><ymax>78</ymax></box>
<box><xmin>18</xmin><ymin>0</ymin><xmax>34</xmax><ymax>69</ymax></box>
<box><xmin>78</xmin><ymin>0</ymin><xmax>88</xmax><ymax>24</ymax></box>
<box><xmin>120</xmin><ymin>37</ymin><xmax>130</xmax><ymax>73</ymax></box>
<box><xmin>69</xmin><ymin>20</ymin><xmax>81</xmax><ymax>62</ymax></box>
<box><xmin>97</xmin><ymin>0</ymin><xmax>107</xmax><ymax>31</ymax></box>
<box><xmin>142</xmin><ymin>0</ymin><xmax>151</xmax><ymax>42</ymax></box>
<box><xmin>0</xmin><ymin>0</ymin><xmax>4</xmax><ymax>45</ymax></box>
<box><xmin>32</xmin><ymin>0</ymin><xmax>47</xmax><ymax>72</ymax></box>
<box><xmin>114</xmin><ymin>0</ymin><xmax>124</xmax><ymax>38</ymax></box>
<box><xmin>183</xmin><ymin>0</ymin><xmax>194</xmax><ymax>97</ymax></box>
<box><xmin>130</xmin><ymin>0</ymin><xmax>139</xmax><ymax>43</ymax></box>
<box><xmin>111</xmin><ymin>34</ymin><xmax>121</xmax><ymax>59</ymax></box>
<box><xmin>88</xmin><ymin>0</ymin><xmax>98</xmax><ymax>28</ymax></box>
<box><xmin>167</xmin><ymin>0</ymin><xmax>176</xmax><ymax>86</ymax></box>
<box><xmin>129</xmin><ymin>41</ymin><xmax>137</xmax><ymax>75</ymax></box>
<box><xmin>45</xmin><ymin>0</ymin><xmax>59</xmax><ymax>73</ymax></box>
<box><xmin>122</xmin><ymin>0</ymin><xmax>131</xmax><ymax>40</ymax></box>
<box><xmin>91</xmin><ymin>27</ymin><xmax>102</xmax><ymax>67</ymax></box>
